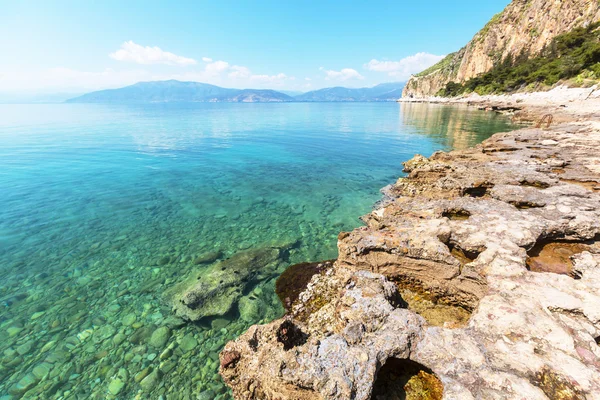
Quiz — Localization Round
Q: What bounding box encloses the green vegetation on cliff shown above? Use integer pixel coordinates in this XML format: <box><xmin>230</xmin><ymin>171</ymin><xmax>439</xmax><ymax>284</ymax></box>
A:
<box><xmin>414</xmin><ymin>53</ymin><xmax>457</xmax><ymax>77</ymax></box>
<box><xmin>438</xmin><ymin>22</ymin><xmax>600</xmax><ymax>97</ymax></box>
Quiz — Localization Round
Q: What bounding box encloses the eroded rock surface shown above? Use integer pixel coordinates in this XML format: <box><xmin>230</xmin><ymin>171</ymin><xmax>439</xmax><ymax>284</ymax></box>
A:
<box><xmin>221</xmin><ymin>119</ymin><xmax>600</xmax><ymax>399</ymax></box>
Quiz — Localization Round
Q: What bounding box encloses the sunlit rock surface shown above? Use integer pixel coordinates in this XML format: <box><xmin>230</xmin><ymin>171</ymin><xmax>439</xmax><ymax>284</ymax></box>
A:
<box><xmin>221</xmin><ymin>115</ymin><xmax>600</xmax><ymax>399</ymax></box>
<box><xmin>403</xmin><ymin>0</ymin><xmax>600</xmax><ymax>98</ymax></box>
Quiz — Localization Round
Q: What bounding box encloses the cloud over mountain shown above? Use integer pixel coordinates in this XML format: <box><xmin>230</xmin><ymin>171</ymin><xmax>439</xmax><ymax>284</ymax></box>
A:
<box><xmin>110</xmin><ymin>41</ymin><xmax>197</xmax><ymax>66</ymax></box>
<box><xmin>320</xmin><ymin>67</ymin><xmax>364</xmax><ymax>81</ymax></box>
<box><xmin>365</xmin><ymin>52</ymin><xmax>444</xmax><ymax>80</ymax></box>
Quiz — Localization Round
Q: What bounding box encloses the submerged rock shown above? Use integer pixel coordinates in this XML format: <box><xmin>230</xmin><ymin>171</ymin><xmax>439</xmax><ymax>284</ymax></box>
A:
<box><xmin>164</xmin><ymin>245</ymin><xmax>288</xmax><ymax>321</ymax></box>
<box><xmin>149</xmin><ymin>326</ymin><xmax>171</xmax><ymax>348</ymax></box>
<box><xmin>193</xmin><ymin>250</ymin><xmax>223</xmax><ymax>265</ymax></box>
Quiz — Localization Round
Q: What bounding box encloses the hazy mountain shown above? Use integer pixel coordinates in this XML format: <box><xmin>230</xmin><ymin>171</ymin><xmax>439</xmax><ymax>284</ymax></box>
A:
<box><xmin>294</xmin><ymin>82</ymin><xmax>405</xmax><ymax>102</ymax></box>
<box><xmin>67</xmin><ymin>80</ymin><xmax>294</xmax><ymax>103</ymax></box>
<box><xmin>279</xmin><ymin>90</ymin><xmax>304</xmax><ymax>97</ymax></box>
<box><xmin>67</xmin><ymin>80</ymin><xmax>406</xmax><ymax>103</ymax></box>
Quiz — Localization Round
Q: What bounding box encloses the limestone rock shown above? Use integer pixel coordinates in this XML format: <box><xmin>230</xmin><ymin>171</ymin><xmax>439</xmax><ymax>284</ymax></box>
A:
<box><xmin>221</xmin><ymin>119</ymin><xmax>600</xmax><ymax>399</ymax></box>
<box><xmin>403</xmin><ymin>0</ymin><xmax>600</xmax><ymax>98</ymax></box>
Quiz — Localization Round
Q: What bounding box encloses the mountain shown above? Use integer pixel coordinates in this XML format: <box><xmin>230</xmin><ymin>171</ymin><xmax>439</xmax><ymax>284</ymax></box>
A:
<box><xmin>67</xmin><ymin>80</ymin><xmax>406</xmax><ymax>103</ymax></box>
<box><xmin>66</xmin><ymin>80</ymin><xmax>294</xmax><ymax>103</ymax></box>
<box><xmin>279</xmin><ymin>90</ymin><xmax>305</xmax><ymax>97</ymax></box>
<box><xmin>403</xmin><ymin>0</ymin><xmax>600</xmax><ymax>98</ymax></box>
<box><xmin>295</xmin><ymin>82</ymin><xmax>405</xmax><ymax>102</ymax></box>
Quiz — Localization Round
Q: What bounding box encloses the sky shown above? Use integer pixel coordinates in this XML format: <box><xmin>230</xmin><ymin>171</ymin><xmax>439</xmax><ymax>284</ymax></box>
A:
<box><xmin>0</xmin><ymin>0</ymin><xmax>512</xmax><ymax>95</ymax></box>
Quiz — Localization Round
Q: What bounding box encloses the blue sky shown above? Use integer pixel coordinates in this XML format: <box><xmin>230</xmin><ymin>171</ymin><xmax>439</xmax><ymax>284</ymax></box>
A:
<box><xmin>0</xmin><ymin>0</ymin><xmax>511</xmax><ymax>94</ymax></box>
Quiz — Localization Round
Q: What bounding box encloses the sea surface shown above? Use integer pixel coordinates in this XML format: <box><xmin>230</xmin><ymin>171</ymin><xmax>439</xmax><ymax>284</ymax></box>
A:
<box><xmin>0</xmin><ymin>102</ymin><xmax>521</xmax><ymax>399</ymax></box>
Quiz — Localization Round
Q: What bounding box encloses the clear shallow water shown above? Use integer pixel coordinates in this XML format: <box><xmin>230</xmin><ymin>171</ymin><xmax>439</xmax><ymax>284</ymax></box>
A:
<box><xmin>0</xmin><ymin>102</ymin><xmax>520</xmax><ymax>399</ymax></box>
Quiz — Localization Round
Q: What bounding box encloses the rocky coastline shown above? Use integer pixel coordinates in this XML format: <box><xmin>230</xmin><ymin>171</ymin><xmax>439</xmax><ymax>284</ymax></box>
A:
<box><xmin>219</xmin><ymin>93</ymin><xmax>600</xmax><ymax>400</ymax></box>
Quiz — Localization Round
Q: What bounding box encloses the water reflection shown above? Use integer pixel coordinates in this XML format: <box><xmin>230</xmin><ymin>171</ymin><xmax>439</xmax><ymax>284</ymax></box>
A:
<box><xmin>400</xmin><ymin>103</ymin><xmax>520</xmax><ymax>150</ymax></box>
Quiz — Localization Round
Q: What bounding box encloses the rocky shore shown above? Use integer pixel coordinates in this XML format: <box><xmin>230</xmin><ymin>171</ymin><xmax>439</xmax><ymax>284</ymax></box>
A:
<box><xmin>400</xmin><ymin>86</ymin><xmax>600</xmax><ymax>121</ymax></box>
<box><xmin>219</xmin><ymin>93</ymin><xmax>600</xmax><ymax>399</ymax></box>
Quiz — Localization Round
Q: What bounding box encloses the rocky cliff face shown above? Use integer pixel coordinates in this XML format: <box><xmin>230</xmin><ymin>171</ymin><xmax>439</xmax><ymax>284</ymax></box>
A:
<box><xmin>403</xmin><ymin>0</ymin><xmax>600</xmax><ymax>98</ymax></box>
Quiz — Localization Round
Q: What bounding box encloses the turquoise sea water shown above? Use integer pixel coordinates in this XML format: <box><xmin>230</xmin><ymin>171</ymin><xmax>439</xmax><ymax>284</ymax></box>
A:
<box><xmin>0</xmin><ymin>102</ymin><xmax>520</xmax><ymax>399</ymax></box>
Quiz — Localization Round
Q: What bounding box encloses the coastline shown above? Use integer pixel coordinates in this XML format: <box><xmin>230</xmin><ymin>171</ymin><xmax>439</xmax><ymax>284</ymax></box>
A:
<box><xmin>399</xmin><ymin>85</ymin><xmax>600</xmax><ymax>123</ymax></box>
<box><xmin>220</xmin><ymin>91</ymin><xmax>600</xmax><ymax>399</ymax></box>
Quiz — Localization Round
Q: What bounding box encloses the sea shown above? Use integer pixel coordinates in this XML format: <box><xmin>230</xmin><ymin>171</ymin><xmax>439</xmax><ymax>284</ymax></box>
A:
<box><xmin>0</xmin><ymin>102</ymin><xmax>521</xmax><ymax>399</ymax></box>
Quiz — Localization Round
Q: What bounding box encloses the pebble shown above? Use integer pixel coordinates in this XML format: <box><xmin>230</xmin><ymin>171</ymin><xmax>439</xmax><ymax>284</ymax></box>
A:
<box><xmin>179</xmin><ymin>334</ymin><xmax>198</xmax><ymax>352</ymax></box>
<box><xmin>159</xmin><ymin>361</ymin><xmax>176</xmax><ymax>374</ymax></box>
<box><xmin>31</xmin><ymin>311</ymin><xmax>45</xmax><ymax>320</ymax></box>
<box><xmin>140</xmin><ymin>369</ymin><xmax>162</xmax><ymax>392</ymax></box>
<box><xmin>134</xmin><ymin>367</ymin><xmax>151</xmax><ymax>383</ymax></box>
<box><xmin>108</xmin><ymin>304</ymin><xmax>121</xmax><ymax>313</ymax></box>
<box><xmin>122</xmin><ymin>313</ymin><xmax>137</xmax><ymax>326</ymax></box>
<box><xmin>149</xmin><ymin>326</ymin><xmax>171</xmax><ymax>348</ymax></box>
<box><xmin>112</xmin><ymin>333</ymin><xmax>126</xmax><ymax>346</ymax></box>
<box><xmin>159</xmin><ymin>347</ymin><xmax>173</xmax><ymax>360</ymax></box>
<box><xmin>7</xmin><ymin>326</ymin><xmax>23</xmax><ymax>337</ymax></box>
<box><xmin>9</xmin><ymin>373</ymin><xmax>39</xmax><ymax>396</ymax></box>
<box><xmin>32</xmin><ymin>362</ymin><xmax>53</xmax><ymax>379</ymax></box>
<box><xmin>197</xmin><ymin>389</ymin><xmax>216</xmax><ymax>400</ymax></box>
<box><xmin>40</xmin><ymin>341</ymin><xmax>55</xmax><ymax>353</ymax></box>
<box><xmin>16</xmin><ymin>342</ymin><xmax>33</xmax><ymax>356</ymax></box>
<box><xmin>107</xmin><ymin>377</ymin><xmax>125</xmax><ymax>395</ymax></box>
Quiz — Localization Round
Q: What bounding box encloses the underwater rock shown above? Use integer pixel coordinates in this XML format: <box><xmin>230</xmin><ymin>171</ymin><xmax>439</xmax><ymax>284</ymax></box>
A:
<box><xmin>107</xmin><ymin>377</ymin><xmax>125</xmax><ymax>395</ymax></box>
<box><xmin>221</xmin><ymin>118</ymin><xmax>600</xmax><ymax>399</ymax></box>
<box><xmin>237</xmin><ymin>296</ymin><xmax>262</xmax><ymax>323</ymax></box>
<box><xmin>121</xmin><ymin>313</ymin><xmax>136</xmax><ymax>326</ymax></box>
<box><xmin>164</xmin><ymin>245</ymin><xmax>286</xmax><ymax>321</ymax></box>
<box><xmin>179</xmin><ymin>334</ymin><xmax>198</xmax><ymax>353</ymax></box>
<box><xmin>149</xmin><ymin>326</ymin><xmax>171</xmax><ymax>348</ymax></box>
<box><xmin>193</xmin><ymin>250</ymin><xmax>223</xmax><ymax>265</ymax></box>
<box><xmin>140</xmin><ymin>369</ymin><xmax>162</xmax><ymax>392</ymax></box>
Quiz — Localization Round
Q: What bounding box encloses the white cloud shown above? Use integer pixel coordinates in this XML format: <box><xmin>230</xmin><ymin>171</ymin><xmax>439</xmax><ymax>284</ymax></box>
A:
<box><xmin>250</xmin><ymin>73</ymin><xmax>287</xmax><ymax>84</ymax></box>
<box><xmin>205</xmin><ymin>60</ymin><xmax>230</xmax><ymax>74</ymax></box>
<box><xmin>0</xmin><ymin>67</ymin><xmax>157</xmax><ymax>92</ymax></box>
<box><xmin>365</xmin><ymin>52</ymin><xmax>445</xmax><ymax>80</ymax></box>
<box><xmin>202</xmin><ymin>57</ymin><xmax>213</xmax><ymax>63</ymax></box>
<box><xmin>227</xmin><ymin>67</ymin><xmax>288</xmax><ymax>86</ymax></box>
<box><xmin>0</xmin><ymin>58</ymin><xmax>290</xmax><ymax>93</ymax></box>
<box><xmin>109</xmin><ymin>41</ymin><xmax>197</xmax><ymax>66</ymax></box>
<box><xmin>228</xmin><ymin>65</ymin><xmax>251</xmax><ymax>79</ymax></box>
<box><xmin>320</xmin><ymin>67</ymin><xmax>364</xmax><ymax>81</ymax></box>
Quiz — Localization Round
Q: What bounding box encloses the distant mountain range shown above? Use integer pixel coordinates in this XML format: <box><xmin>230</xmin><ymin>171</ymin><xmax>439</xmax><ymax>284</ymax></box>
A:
<box><xmin>294</xmin><ymin>83</ymin><xmax>405</xmax><ymax>102</ymax></box>
<box><xmin>66</xmin><ymin>80</ymin><xmax>405</xmax><ymax>103</ymax></box>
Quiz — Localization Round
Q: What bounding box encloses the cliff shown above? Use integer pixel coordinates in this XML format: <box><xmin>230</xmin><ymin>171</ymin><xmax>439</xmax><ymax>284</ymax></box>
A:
<box><xmin>403</xmin><ymin>0</ymin><xmax>600</xmax><ymax>98</ymax></box>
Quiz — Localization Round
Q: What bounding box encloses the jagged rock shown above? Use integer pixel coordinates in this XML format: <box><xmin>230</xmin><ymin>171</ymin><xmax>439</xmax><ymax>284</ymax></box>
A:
<box><xmin>275</xmin><ymin>260</ymin><xmax>335</xmax><ymax>312</ymax></box>
<box><xmin>164</xmin><ymin>246</ymin><xmax>287</xmax><ymax>321</ymax></box>
<box><xmin>221</xmin><ymin>115</ymin><xmax>600</xmax><ymax>399</ymax></box>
